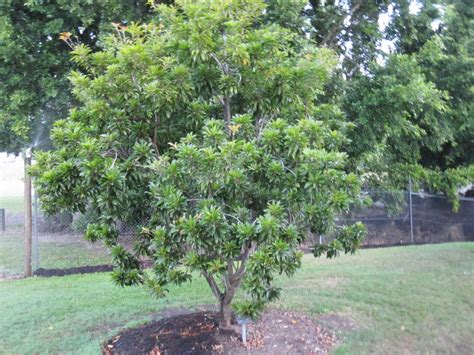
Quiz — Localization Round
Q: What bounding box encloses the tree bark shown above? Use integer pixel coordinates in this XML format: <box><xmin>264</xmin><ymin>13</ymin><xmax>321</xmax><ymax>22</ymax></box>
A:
<box><xmin>202</xmin><ymin>271</ymin><xmax>233</xmax><ymax>327</ymax></box>
<box><xmin>219</xmin><ymin>298</ymin><xmax>233</xmax><ymax>328</ymax></box>
<box><xmin>204</xmin><ymin>246</ymin><xmax>253</xmax><ymax>328</ymax></box>
<box><xmin>223</xmin><ymin>96</ymin><xmax>232</xmax><ymax>136</ymax></box>
<box><xmin>320</xmin><ymin>1</ymin><xmax>364</xmax><ymax>48</ymax></box>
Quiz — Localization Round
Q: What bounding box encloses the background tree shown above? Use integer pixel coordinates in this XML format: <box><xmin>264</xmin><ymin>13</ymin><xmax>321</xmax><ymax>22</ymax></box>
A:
<box><xmin>413</xmin><ymin>0</ymin><xmax>474</xmax><ymax>169</ymax></box>
<box><xmin>347</xmin><ymin>0</ymin><xmax>473</xmax><ymax>197</ymax></box>
<box><xmin>31</xmin><ymin>0</ymin><xmax>365</xmax><ymax>327</ymax></box>
<box><xmin>283</xmin><ymin>0</ymin><xmax>474</xmax><ymax>196</ymax></box>
<box><xmin>0</xmin><ymin>0</ymin><xmax>168</xmax><ymax>153</ymax></box>
<box><xmin>267</xmin><ymin>1</ymin><xmax>421</xmax><ymax>81</ymax></box>
<box><xmin>301</xmin><ymin>0</ymin><xmax>391</xmax><ymax>77</ymax></box>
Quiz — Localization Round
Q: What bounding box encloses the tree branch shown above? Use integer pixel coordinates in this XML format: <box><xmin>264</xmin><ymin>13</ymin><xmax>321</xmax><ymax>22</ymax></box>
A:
<box><xmin>320</xmin><ymin>1</ymin><xmax>364</xmax><ymax>48</ymax></box>
<box><xmin>210</xmin><ymin>31</ymin><xmax>233</xmax><ymax>136</ymax></box>
<box><xmin>152</xmin><ymin>112</ymin><xmax>160</xmax><ymax>156</ymax></box>
<box><xmin>223</xmin><ymin>96</ymin><xmax>232</xmax><ymax>135</ymax></box>
<box><xmin>229</xmin><ymin>241</ymin><xmax>256</xmax><ymax>285</ymax></box>
<box><xmin>202</xmin><ymin>270</ymin><xmax>223</xmax><ymax>300</ymax></box>
<box><xmin>210</xmin><ymin>52</ymin><xmax>227</xmax><ymax>74</ymax></box>
<box><xmin>210</xmin><ymin>53</ymin><xmax>232</xmax><ymax>135</ymax></box>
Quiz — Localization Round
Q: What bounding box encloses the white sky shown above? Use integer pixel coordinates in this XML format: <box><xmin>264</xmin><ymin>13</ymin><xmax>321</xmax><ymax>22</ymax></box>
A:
<box><xmin>0</xmin><ymin>153</ymin><xmax>24</xmax><ymax>197</ymax></box>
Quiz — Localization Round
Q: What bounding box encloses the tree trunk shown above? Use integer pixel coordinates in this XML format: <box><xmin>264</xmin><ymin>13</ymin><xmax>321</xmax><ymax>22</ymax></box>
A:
<box><xmin>223</xmin><ymin>96</ymin><xmax>232</xmax><ymax>136</ymax></box>
<box><xmin>203</xmin><ymin>256</ymin><xmax>249</xmax><ymax>329</ymax></box>
<box><xmin>219</xmin><ymin>299</ymin><xmax>233</xmax><ymax>328</ymax></box>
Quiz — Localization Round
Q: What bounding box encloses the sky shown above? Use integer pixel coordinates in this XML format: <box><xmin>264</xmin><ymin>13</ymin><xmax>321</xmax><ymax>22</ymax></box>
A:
<box><xmin>378</xmin><ymin>1</ymin><xmax>425</xmax><ymax>55</ymax></box>
<box><xmin>0</xmin><ymin>153</ymin><xmax>24</xmax><ymax>197</ymax></box>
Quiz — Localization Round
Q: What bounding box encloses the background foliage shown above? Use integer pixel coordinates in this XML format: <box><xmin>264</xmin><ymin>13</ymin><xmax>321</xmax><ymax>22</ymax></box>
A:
<box><xmin>0</xmin><ymin>0</ymin><xmax>159</xmax><ymax>153</ymax></box>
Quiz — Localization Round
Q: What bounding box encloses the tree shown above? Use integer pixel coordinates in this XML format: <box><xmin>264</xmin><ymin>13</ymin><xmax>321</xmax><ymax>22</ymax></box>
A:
<box><xmin>31</xmin><ymin>0</ymin><xmax>365</xmax><ymax>327</ymax></box>
<box><xmin>301</xmin><ymin>0</ymin><xmax>391</xmax><ymax>77</ymax></box>
<box><xmin>145</xmin><ymin>118</ymin><xmax>365</xmax><ymax>327</ymax></box>
<box><xmin>0</xmin><ymin>0</ymin><xmax>160</xmax><ymax>153</ymax></box>
<box><xmin>294</xmin><ymin>0</ymin><xmax>474</xmax><ymax>196</ymax></box>
<box><xmin>343</xmin><ymin>53</ymin><xmax>449</xmax><ymax>173</ymax></box>
<box><xmin>414</xmin><ymin>0</ymin><xmax>474</xmax><ymax>169</ymax></box>
<box><xmin>345</xmin><ymin>0</ymin><xmax>473</xmax><ymax>198</ymax></box>
<box><xmin>342</xmin><ymin>51</ymin><xmax>473</xmax><ymax>205</ymax></box>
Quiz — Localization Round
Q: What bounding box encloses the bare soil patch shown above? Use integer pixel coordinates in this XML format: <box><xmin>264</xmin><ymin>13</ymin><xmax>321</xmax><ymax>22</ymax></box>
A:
<box><xmin>0</xmin><ymin>274</ymin><xmax>25</xmax><ymax>282</ymax></box>
<box><xmin>103</xmin><ymin>309</ymin><xmax>336</xmax><ymax>354</ymax></box>
<box><xmin>317</xmin><ymin>313</ymin><xmax>359</xmax><ymax>332</ymax></box>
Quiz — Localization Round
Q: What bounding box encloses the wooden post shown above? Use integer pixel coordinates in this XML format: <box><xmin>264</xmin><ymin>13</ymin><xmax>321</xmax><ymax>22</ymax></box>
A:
<box><xmin>24</xmin><ymin>149</ymin><xmax>32</xmax><ymax>277</ymax></box>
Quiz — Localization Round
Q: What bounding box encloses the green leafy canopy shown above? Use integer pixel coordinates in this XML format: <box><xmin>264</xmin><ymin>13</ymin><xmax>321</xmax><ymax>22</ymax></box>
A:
<box><xmin>31</xmin><ymin>0</ymin><xmax>365</xmax><ymax>325</ymax></box>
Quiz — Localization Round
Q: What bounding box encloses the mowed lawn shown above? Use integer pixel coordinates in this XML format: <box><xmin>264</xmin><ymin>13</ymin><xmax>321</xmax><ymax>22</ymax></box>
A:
<box><xmin>0</xmin><ymin>243</ymin><xmax>472</xmax><ymax>354</ymax></box>
<box><xmin>0</xmin><ymin>235</ymin><xmax>111</xmax><ymax>277</ymax></box>
<box><xmin>0</xmin><ymin>195</ymin><xmax>24</xmax><ymax>214</ymax></box>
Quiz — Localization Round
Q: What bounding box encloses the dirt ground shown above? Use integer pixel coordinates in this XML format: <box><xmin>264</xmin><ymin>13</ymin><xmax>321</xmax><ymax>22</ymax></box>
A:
<box><xmin>103</xmin><ymin>308</ymin><xmax>337</xmax><ymax>354</ymax></box>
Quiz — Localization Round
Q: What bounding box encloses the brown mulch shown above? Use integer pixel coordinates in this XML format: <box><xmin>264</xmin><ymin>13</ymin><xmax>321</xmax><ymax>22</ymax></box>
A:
<box><xmin>103</xmin><ymin>309</ymin><xmax>337</xmax><ymax>354</ymax></box>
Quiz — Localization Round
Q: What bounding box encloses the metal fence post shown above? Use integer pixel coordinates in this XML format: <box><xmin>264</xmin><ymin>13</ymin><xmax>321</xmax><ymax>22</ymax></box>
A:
<box><xmin>0</xmin><ymin>208</ymin><xmax>5</xmax><ymax>232</ymax></box>
<box><xmin>24</xmin><ymin>149</ymin><xmax>33</xmax><ymax>277</ymax></box>
<box><xmin>33</xmin><ymin>192</ymin><xmax>39</xmax><ymax>271</ymax></box>
<box><xmin>409</xmin><ymin>177</ymin><xmax>414</xmax><ymax>244</ymax></box>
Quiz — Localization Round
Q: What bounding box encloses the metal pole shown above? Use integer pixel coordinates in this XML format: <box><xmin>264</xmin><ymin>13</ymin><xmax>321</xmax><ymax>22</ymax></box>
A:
<box><xmin>24</xmin><ymin>148</ymin><xmax>32</xmax><ymax>277</ymax></box>
<box><xmin>409</xmin><ymin>177</ymin><xmax>414</xmax><ymax>244</ymax></box>
<box><xmin>0</xmin><ymin>208</ymin><xmax>5</xmax><ymax>232</ymax></box>
<box><xmin>33</xmin><ymin>192</ymin><xmax>39</xmax><ymax>270</ymax></box>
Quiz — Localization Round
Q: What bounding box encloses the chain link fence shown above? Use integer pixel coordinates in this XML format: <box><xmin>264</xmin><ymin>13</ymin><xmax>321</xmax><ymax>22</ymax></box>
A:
<box><xmin>0</xmin><ymin>194</ymin><xmax>112</xmax><ymax>278</ymax></box>
<box><xmin>1</xmin><ymin>188</ymin><xmax>473</xmax><ymax>278</ymax></box>
<box><xmin>334</xmin><ymin>191</ymin><xmax>474</xmax><ymax>247</ymax></box>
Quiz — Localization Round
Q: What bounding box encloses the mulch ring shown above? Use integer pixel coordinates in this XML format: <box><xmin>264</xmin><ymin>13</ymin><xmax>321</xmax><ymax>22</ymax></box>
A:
<box><xmin>103</xmin><ymin>308</ymin><xmax>337</xmax><ymax>354</ymax></box>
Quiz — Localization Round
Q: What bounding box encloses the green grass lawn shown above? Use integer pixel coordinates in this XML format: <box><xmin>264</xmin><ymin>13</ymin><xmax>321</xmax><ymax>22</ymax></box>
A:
<box><xmin>0</xmin><ymin>243</ymin><xmax>473</xmax><ymax>354</ymax></box>
<box><xmin>0</xmin><ymin>195</ymin><xmax>24</xmax><ymax>214</ymax></box>
<box><xmin>0</xmin><ymin>235</ymin><xmax>111</xmax><ymax>277</ymax></box>
<box><xmin>0</xmin><ymin>235</ymin><xmax>23</xmax><ymax>276</ymax></box>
